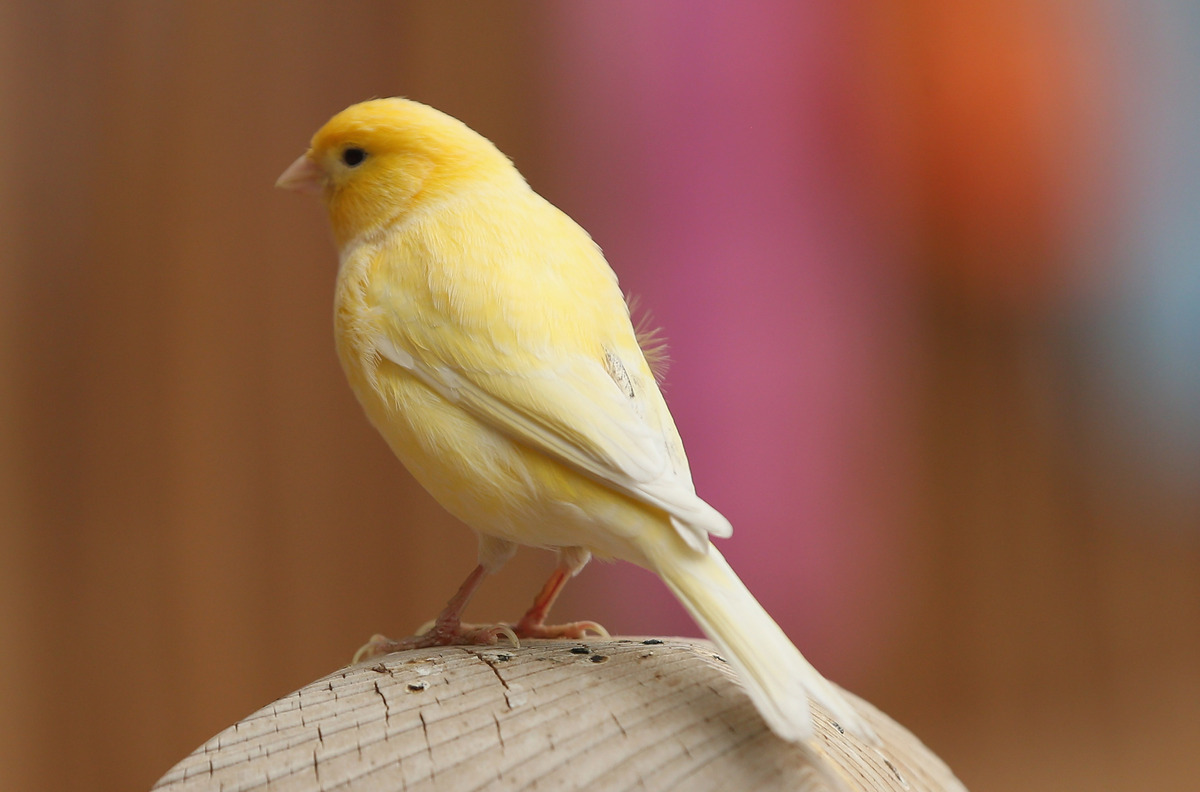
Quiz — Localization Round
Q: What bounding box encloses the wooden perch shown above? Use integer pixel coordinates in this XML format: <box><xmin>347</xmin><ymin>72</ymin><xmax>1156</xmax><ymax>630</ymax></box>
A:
<box><xmin>153</xmin><ymin>638</ymin><xmax>966</xmax><ymax>791</ymax></box>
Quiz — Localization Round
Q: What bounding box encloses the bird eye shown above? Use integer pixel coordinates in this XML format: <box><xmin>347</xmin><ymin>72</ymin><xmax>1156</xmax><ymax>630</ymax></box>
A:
<box><xmin>341</xmin><ymin>147</ymin><xmax>367</xmax><ymax>167</ymax></box>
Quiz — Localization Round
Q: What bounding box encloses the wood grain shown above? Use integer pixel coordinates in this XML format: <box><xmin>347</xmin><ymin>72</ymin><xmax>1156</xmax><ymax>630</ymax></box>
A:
<box><xmin>154</xmin><ymin>638</ymin><xmax>966</xmax><ymax>792</ymax></box>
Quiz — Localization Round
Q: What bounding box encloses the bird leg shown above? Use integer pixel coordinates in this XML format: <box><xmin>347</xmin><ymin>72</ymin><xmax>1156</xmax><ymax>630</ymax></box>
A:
<box><xmin>352</xmin><ymin>564</ymin><xmax>519</xmax><ymax>663</ymax></box>
<box><xmin>510</xmin><ymin>566</ymin><xmax>609</xmax><ymax>640</ymax></box>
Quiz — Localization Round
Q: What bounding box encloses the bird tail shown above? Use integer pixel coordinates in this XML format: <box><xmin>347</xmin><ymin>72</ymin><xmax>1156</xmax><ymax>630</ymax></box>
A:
<box><xmin>647</xmin><ymin>541</ymin><xmax>877</xmax><ymax>744</ymax></box>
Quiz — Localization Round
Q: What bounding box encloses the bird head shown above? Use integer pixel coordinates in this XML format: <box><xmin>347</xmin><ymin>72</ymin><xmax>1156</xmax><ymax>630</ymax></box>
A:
<box><xmin>277</xmin><ymin>98</ymin><xmax>517</xmax><ymax>246</ymax></box>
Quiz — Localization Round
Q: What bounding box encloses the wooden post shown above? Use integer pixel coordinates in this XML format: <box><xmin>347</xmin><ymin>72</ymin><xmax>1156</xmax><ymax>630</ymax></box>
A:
<box><xmin>153</xmin><ymin>638</ymin><xmax>966</xmax><ymax>791</ymax></box>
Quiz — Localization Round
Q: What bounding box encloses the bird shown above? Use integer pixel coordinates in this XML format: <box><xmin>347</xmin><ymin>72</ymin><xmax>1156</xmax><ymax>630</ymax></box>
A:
<box><xmin>276</xmin><ymin>97</ymin><xmax>875</xmax><ymax>744</ymax></box>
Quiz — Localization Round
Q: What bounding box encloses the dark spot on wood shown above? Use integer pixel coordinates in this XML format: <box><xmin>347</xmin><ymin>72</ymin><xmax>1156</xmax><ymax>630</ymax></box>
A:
<box><xmin>590</xmin><ymin>655</ymin><xmax>609</xmax><ymax>664</ymax></box>
<box><xmin>883</xmin><ymin>757</ymin><xmax>907</xmax><ymax>786</ymax></box>
<box><xmin>641</xmin><ymin>639</ymin><xmax>663</xmax><ymax>645</ymax></box>
<box><xmin>407</xmin><ymin>682</ymin><xmax>427</xmax><ymax>692</ymax></box>
<box><xmin>569</xmin><ymin>646</ymin><xmax>591</xmax><ymax>654</ymax></box>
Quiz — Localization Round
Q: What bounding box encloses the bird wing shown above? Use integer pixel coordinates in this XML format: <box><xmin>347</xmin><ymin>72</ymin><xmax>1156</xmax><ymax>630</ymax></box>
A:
<box><xmin>371</xmin><ymin>330</ymin><xmax>732</xmax><ymax>552</ymax></box>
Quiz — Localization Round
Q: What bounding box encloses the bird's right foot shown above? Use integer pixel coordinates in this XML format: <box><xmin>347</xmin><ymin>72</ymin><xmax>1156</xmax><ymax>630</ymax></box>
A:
<box><xmin>352</xmin><ymin>621</ymin><xmax>520</xmax><ymax>664</ymax></box>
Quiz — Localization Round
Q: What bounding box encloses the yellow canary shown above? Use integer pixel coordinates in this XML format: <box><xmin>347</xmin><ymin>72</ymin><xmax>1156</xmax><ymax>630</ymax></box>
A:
<box><xmin>277</xmin><ymin>97</ymin><xmax>874</xmax><ymax>744</ymax></box>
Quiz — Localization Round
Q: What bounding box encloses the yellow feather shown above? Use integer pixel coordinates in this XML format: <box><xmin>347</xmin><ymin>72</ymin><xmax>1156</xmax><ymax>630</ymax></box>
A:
<box><xmin>627</xmin><ymin>293</ymin><xmax>670</xmax><ymax>383</ymax></box>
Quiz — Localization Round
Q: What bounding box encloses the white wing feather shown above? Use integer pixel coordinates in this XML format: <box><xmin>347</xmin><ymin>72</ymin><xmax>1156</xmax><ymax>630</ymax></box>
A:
<box><xmin>372</xmin><ymin>333</ymin><xmax>731</xmax><ymax>550</ymax></box>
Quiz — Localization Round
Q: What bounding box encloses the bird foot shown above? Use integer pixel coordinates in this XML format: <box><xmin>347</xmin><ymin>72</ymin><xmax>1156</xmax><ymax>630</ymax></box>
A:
<box><xmin>511</xmin><ymin>619</ymin><xmax>610</xmax><ymax>641</ymax></box>
<box><xmin>352</xmin><ymin>622</ymin><xmax>520</xmax><ymax>664</ymax></box>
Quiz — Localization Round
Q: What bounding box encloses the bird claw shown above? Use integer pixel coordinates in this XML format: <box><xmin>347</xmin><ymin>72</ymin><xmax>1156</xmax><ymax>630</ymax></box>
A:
<box><xmin>466</xmin><ymin>623</ymin><xmax>522</xmax><ymax>649</ymax></box>
<box><xmin>352</xmin><ymin>633</ymin><xmax>398</xmax><ymax>664</ymax></box>
<box><xmin>511</xmin><ymin>619</ymin><xmax>610</xmax><ymax>640</ymax></box>
<box><xmin>352</xmin><ymin>621</ymin><xmax>522</xmax><ymax>664</ymax></box>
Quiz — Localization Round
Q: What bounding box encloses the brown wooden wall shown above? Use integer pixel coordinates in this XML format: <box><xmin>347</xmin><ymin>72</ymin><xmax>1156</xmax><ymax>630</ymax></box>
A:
<box><xmin>2</xmin><ymin>4</ymin><xmax>1197</xmax><ymax>791</ymax></box>
<box><xmin>0</xmin><ymin>5</ymin><xmax>560</xmax><ymax>790</ymax></box>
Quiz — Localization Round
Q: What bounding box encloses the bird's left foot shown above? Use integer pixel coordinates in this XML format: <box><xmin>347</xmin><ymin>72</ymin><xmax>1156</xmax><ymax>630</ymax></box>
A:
<box><xmin>507</xmin><ymin>564</ymin><xmax>609</xmax><ymax>640</ymax></box>
<box><xmin>510</xmin><ymin>617</ymin><xmax>609</xmax><ymax>641</ymax></box>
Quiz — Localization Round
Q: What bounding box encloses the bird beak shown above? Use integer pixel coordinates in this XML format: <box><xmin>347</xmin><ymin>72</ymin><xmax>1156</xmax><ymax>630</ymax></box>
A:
<box><xmin>276</xmin><ymin>153</ymin><xmax>324</xmax><ymax>194</ymax></box>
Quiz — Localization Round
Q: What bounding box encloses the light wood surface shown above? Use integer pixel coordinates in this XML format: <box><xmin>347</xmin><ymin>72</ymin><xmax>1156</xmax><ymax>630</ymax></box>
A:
<box><xmin>153</xmin><ymin>638</ymin><xmax>966</xmax><ymax>791</ymax></box>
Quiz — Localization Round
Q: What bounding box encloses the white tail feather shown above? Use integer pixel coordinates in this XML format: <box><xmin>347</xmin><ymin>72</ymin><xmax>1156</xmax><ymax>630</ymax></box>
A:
<box><xmin>649</xmin><ymin>543</ymin><xmax>877</xmax><ymax>744</ymax></box>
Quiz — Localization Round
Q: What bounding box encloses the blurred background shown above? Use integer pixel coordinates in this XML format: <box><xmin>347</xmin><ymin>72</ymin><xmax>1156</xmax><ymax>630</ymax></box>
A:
<box><xmin>2</xmin><ymin>1</ymin><xmax>1198</xmax><ymax>790</ymax></box>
